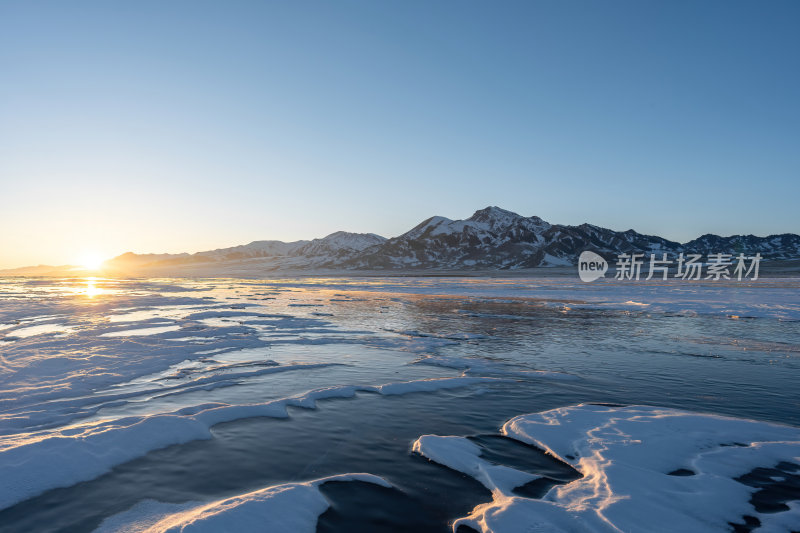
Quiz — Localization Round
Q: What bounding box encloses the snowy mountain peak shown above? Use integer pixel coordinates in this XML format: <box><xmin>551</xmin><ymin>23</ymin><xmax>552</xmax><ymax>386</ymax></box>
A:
<box><xmin>402</xmin><ymin>216</ymin><xmax>455</xmax><ymax>239</ymax></box>
<box><xmin>315</xmin><ymin>232</ymin><xmax>387</xmax><ymax>251</ymax></box>
<box><xmin>467</xmin><ymin>206</ymin><xmax>521</xmax><ymax>225</ymax></box>
<box><xmin>467</xmin><ymin>206</ymin><xmax>550</xmax><ymax>233</ymax></box>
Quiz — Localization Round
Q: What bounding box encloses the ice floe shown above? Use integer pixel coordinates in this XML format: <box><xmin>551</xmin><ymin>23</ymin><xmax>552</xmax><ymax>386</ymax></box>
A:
<box><xmin>94</xmin><ymin>473</ymin><xmax>390</xmax><ymax>533</ymax></box>
<box><xmin>414</xmin><ymin>404</ymin><xmax>800</xmax><ymax>533</ymax></box>
<box><xmin>412</xmin><ymin>435</ymin><xmax>539</xmax><ymax>494</ymax></box>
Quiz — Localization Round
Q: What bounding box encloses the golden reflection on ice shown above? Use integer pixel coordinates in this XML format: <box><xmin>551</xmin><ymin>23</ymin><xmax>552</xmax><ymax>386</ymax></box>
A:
<box><xmin>77</xmin><ymin>277</ymin><xmax>105</xmax><ymax>298</ymax></box>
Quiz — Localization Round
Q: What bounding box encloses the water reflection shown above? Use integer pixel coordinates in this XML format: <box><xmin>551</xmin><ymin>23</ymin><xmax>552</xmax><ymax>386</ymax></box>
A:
<box><xmin>76</xmin><ymin>277</ymin><xmax>105</xmax><ymax>298</ymax></box>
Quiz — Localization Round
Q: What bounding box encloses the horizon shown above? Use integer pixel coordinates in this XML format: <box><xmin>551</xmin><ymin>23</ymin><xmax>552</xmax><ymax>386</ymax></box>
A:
<box><xmin>2</xmin><ymin>1</ymin><xmax>799</xmax><ymax>268</ymax></box>
<box><xmin>3</xmin><ymin>204</ymin><xmax>798</xmax><ymax>270</ymax></box>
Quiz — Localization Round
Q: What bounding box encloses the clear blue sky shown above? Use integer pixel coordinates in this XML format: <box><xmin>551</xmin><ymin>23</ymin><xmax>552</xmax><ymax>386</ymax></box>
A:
<box><xmin>1</xmin><ymin>0</ymin><xmax>798</xmax><ymax>268</ymax></box>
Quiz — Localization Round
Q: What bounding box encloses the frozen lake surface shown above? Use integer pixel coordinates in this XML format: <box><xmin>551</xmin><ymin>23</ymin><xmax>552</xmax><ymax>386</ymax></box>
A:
<box><xmin>0</xmin><ymin>276</ymin><xmax>798</xmax><ymax>532</ymax></box>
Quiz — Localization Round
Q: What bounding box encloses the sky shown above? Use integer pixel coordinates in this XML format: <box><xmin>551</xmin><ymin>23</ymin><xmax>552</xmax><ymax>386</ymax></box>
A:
<box><xmin>1</xmin><ymin>0</ymin><xmax>798</xmax><ymax>268</ymax></box>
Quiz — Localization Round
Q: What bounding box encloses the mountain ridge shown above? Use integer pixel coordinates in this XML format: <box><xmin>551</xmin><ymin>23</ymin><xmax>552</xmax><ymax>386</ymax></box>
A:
<box><xmin>107</xmin><ymin>206</ymin><xmax>800</xmax><ymax>272</ymax></box>
<box><xmin>4</xmin><ymin>207</ymin><xmax>799</xmax><ymax>274</ymax></box>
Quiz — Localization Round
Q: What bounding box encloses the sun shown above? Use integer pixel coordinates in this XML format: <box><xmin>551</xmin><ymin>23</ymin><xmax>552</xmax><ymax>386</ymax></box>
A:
<box><xmin>77</xmin><ymin>252</ymin><xmax>106</xmax><ymax>271</ymax></box>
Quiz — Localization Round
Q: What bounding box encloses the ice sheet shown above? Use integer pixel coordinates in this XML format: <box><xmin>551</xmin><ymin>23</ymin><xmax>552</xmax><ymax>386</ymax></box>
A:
<box><xmin>0</xmin><ymin>376</ymin><xmax>505</xmax><ymax>510</ymax></box>
<box><xmin>414</xmin><ymin>404</ymin><xmax>800</xmax><ymax>533</ymax></box>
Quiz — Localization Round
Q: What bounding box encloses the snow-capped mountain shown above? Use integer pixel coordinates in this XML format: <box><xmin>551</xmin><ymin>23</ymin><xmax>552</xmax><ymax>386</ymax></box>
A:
<box><xmin>681</xmin><ymin>233</ymin><xmax>800</xmax><ymax>259</ymax></box>
<box><xmin>345</xmin><ymin>207</ymin><xmax>554</xmax><ymax>269</ymax></box>
<box><xmin>295</xmin><ymin>231</ymin><xmax>387</xmax><ymax>260</ymax></box>
<box><xmin>99</xmin><ymin>207</ymin><xmax>800</xmax><ymax>273</ymax></box>
<box><xmin>106</xmin><ymin>232</ymin><xmax>387</xmax><ymax>271</ymax></box>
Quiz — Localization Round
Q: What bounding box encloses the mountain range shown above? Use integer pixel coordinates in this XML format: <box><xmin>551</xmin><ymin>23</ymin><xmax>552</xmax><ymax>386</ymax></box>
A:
<box><xmin>4</xmin><ymin>207</ymin><xmax>799</xmax><ymax>275</ymax></box>
<box><xmin>104</xmin><ymin>206</ymin><xmax>800</xmax><ymax>273</ymax></box>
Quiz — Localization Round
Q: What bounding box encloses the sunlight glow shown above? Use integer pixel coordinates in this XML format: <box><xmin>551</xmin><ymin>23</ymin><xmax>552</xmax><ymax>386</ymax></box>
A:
<box><xmin>77</xmin><ymin>252</ymin><xmax>106</xmax><ymax>271</ymax></box>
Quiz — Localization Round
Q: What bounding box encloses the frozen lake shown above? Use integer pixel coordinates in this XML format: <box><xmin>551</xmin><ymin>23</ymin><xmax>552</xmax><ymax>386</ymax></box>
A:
<box><xmin>0</xmin><ymin>276</ymin><xmax>798</xmax><ymax>532</ymax></box>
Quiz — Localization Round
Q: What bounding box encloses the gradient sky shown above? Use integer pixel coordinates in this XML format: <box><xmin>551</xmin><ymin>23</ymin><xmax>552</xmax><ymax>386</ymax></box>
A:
<box><xmin>1</xmin><ymin>1</ymin><xmax>798</xmax><ymax>268</ymax></box>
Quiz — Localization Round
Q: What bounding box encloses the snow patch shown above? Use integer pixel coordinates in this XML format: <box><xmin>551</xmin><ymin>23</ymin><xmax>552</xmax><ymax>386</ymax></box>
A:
<box><xmin>99</xmin><ymin>325</ymin><xmax>181</xmax><ymax>337</ymax></box>
<box><xmin>416</xmin><ymin>404</ymin><xmax>800</xmax><ymax>533</ymax></box>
